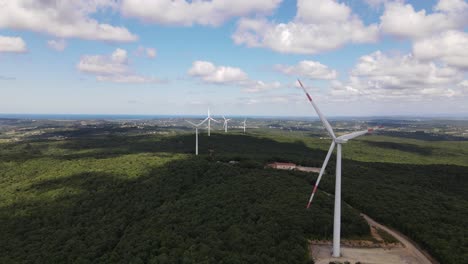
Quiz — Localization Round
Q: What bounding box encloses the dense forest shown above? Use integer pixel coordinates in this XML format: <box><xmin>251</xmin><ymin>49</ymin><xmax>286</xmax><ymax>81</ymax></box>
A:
<box><xmin>0</xmin><ymin>128</ymin><xmax>467</xmax><ymax>263</ymax></box>
<box><xmin>0</xmin><ymin>133</ymin><xmax>367</xmax><ymax>264</ymax></box>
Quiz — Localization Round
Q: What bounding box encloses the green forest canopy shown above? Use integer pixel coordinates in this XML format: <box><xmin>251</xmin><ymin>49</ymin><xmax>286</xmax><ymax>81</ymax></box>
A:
<box><xmin>0</xmin><ymin>130</ymin><xmax>467</xmax><ymax>263</ymax></box>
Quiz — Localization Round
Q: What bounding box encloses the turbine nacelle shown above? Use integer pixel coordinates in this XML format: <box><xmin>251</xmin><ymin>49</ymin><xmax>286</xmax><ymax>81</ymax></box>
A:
<box><xmin>206</xmin><ymin>108</ymin><xmax>218</xmax><ymax>136</ymax></box>
<box><xmin>186</xmin><ymin>119</ymin><xmax>206</xmax><ymax>156</ymax></box>
<box><xmin>334</xmin><ymin>138</ymin><xmax>348</xmax><ymax>144</ymax></box>
<box><xmin>222</xmin><ymin>115</ymin><xmax>231</xmax><ymax>132</ymax></box>
<box><xmin>335</xmin><ymin>128</ymin><xmax>374</xmax><ymax>143</ymax></box>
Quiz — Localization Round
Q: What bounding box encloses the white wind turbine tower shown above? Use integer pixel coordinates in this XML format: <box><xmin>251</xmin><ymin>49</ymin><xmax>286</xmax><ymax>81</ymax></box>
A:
<box><xmin>186</xmin><ymin>119</ymin><xmax>207</xmax><ymax>155</ymax></box>
<box><xmin>222</xmin><ymin>116</ymin><xmax>231</xmax><ymax>133</ymax></box>
<box><xmin>206</xmin><ymin>108</ymin><xmax>218</xmax><ymax>136</ymax></box>
<box><xmin>242</xmin><ymin>118</ymin><xmax>247</xmax><ymax>133</ymax></box>
<box><xmin>298</xmin><ymin>79</ymin><xmax>373</xmax><ymax>258</ymax></box>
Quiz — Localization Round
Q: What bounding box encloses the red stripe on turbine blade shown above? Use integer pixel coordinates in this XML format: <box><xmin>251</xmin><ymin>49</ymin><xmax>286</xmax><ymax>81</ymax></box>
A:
<box><xmin>306</xmin><ymin>201</ymin><xmax>312</xmax><ymax>209</ymax></box>
<box><xmin>368</xmin><ymin>128</ymin><xmax>374</xmax><ymax>132</ymax></box>
<box><xmin>312</xmin><ymin>185</ymin><xmax>318</xmax><ymax>193</ymax></box>
<box><xmin>297</xmin><ymin>79</ymin><xmax>303</xmax><ymax>87</ymax></box>
<box><xmin>306</xmin><ymin>93</ymin><xmax>313</xmax><ymax>102</ymax></box>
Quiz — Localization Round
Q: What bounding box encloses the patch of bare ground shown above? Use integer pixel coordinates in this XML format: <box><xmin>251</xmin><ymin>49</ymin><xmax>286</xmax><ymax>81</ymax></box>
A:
<box><xmin>309</xmin><ymin>214</ymin><xmax>438</xmax><ymax>264</ymax></box>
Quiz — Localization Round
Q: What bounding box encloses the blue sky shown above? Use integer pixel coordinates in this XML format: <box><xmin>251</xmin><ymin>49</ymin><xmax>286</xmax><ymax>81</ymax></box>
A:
<box><xmin>0</xmin><ymin>0</ymin><xmax>467</xmax><ymax>117</ymax></box>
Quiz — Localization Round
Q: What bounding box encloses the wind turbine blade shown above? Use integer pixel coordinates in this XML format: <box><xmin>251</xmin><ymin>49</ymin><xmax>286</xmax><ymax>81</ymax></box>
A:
<box><xmin>307</xmin><ymin>141</ymin><xmax>336</xmax><ymax>209</ymax></box>
<box><xmin>210</xmin><ymin>118</ymin><xmax>219</xmax><ymax>123</ymax></box>
<box><xmin>199</xmin><ymin>117</ymin><xmax>209</xmax><ymax>125</ymax></box>
<box><xmin>337</xmin><ymin>129</ymin><xmax>371</xmax><ymax>141</ymax></box>
<box><xmin>185</xmin><ymin>120</ymin><xmax>197</xmax><ymax>127</ymax></box>
<box><xmin>297</xmin><ymin>79</ymin><xmax>336</xmax><ymax>139</ymax></box>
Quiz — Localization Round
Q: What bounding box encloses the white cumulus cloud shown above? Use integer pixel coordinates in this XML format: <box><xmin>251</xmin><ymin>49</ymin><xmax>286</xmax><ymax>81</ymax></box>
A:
<box><xmin>0</xmin><ymin>35</ymin><xmax>27</xmax><ymax>53</ymax></box>
<box><xmin>413</xmin><ymin>30</ymin><xmax>468</xmax><ymax>70</ymax></box>
<box><xmin>0</xmin><ymin>0</ymin><xmax>137</xmax><ymax>42</ymax></box>
<box><xmin>188</xmin><ymin>60</ymin><xmax>281</xmax><ymax>93</ymax></box>
<box><xmin>331</xmin><ymin>51</ymin><xmax>465</xmax><ymax>100</ymax></box>
<box><xmin>380</xmin><ymin>0</ymin><xmax>468</xmax><ymax>39</ymax></box>
<box><xmin>189</xmin><ymin>61</ymin><xmax>248</xmax><ymax>83</ymax></box>
<box><xmin>275</xmin><ymin>60</ymin><xmax>337</xmax><ymax>80</ymax></box>
<box><xmin>379</xmin><ymin>1</ymin><xmax>468</xmax><ymax>72</ymax></box>
<box><xmin>120</xmin><ymin>0</ymin><xmax>281</xmax><ymax>26</ymax></box>
<box><xmin>77</xmin><ymin>48</ymin><xmax>160</xmax><ymax>83</ymax></box>
<box><xmin>232</xmin><ymin>0</ymin><xmax>379</xmax><ymax>54</ymax></box>
<box><xmin>78</xmin><ymin>48</ymin><xmax>129</xmax><ymax>75</ymax></box>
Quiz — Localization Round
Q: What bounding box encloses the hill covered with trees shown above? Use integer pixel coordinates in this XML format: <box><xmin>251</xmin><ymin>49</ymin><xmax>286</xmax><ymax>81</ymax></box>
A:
<box><xmin>0</xmin><ymin>132</ymin><xmax>367</xmax><ymax>264</ymax></box>
<box><xmin>0</xmin><ymin>127</ymin><xmax>467</xmax><ymax>263</ymax></box>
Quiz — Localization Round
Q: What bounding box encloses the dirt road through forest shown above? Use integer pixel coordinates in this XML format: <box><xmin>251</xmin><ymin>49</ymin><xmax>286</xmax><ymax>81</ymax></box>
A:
<box><xmin>361</xmin><ymin>213</ymin><xmax>438</xmax><ymax>264</ymax></box>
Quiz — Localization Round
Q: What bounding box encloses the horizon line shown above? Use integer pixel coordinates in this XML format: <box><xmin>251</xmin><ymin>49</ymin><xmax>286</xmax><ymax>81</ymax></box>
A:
<box><xmin>1</xmin><ymin>113</ymin><xmax>468</xmax><ymax>120</ymax></box>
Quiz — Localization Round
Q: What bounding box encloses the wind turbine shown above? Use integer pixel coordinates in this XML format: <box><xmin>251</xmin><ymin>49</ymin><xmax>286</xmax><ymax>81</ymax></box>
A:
<box><xmin>242</xmin><ymin>118</ymin><xmax>247</xmax><ymax>133</ymax></box>
<box><xmin>298</xmin><ymin>79</ymin><xmax>372</xmax><ymax>258</ymax></box>
<box><xmin>222</xmin><ymin>116</ymin><xmax>231</xmax><ymax>133</ymax></box>
<box><xmin>186</xmin><ymin>119</ymin><xmax>207</xmax><ymax>155</ymax></box>
<box><xmin>206</xmin><ymin>108</ymin><xmax>218</xmax><ymax>136</ymax></box>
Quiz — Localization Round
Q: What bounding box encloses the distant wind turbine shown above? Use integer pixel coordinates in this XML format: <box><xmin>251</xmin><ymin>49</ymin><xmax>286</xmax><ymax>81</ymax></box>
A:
<box><xmin>298</xmin><ymin>79</ymin><xmax>373</xmax><ymax>258</ymax></box>
<box><xmin>206</xmin><ymin>108</ymin><xmax>218</xmax><ymax>136</ymax></box>
<box><xmin>222</xmin><ymin>116</ymin><xmax>231</xmax><ymax>133</ymax></box>
<box><xmin>186</xmin><ymin>119</ymin><xmax>207</xmax><ymax>155</ymax></box>
<box><xmin>242</xmin><ymin>118</ymin><xmax>247</xmax><ymax>134</ymax></box>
